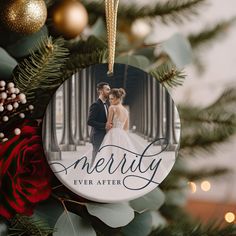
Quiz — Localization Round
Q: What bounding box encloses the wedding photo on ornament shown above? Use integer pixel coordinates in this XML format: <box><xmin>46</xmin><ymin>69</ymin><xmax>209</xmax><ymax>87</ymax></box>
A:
<box><xmin>43</xmin><ymin>63</ymin><xmax>180</xmax><ymax>202</ymax></box>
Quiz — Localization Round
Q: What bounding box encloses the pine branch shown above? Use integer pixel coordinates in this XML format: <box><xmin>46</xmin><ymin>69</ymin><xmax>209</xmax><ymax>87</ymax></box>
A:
<box><xmin>150</xmin><ymin>220</ymin><xmax>236</xmax><ymax>236</ymax></box>
<box><xmin>150</xmin><ymin>63</ymin><xmax>186</xmax><ymax>88</ymax></box>
<box><xmin>64</xmin><ymin>36</ymin><xmax>107</xmax><ymax>76</ymax></box>
<box><xmin>13</xmin><ymin>36</ymin><xmax>69</xmax><ymax>101</ymax></box>
<box><xmin>188</xmin><ymin>18</ymin><xmax>236</xmax><ymax>49</ymax></box>
<box><xmin>207</xmin><ymin>87</ymin><xmax>236</xmax><ymax>112</ymax></box>
<box><xmin>81</xmin><ymin>0</ymin><xmax>207</xmax><ymax>24</ymax></box>
<box><xmin>8</xmin><ymin>215</ymin><xmax>54</xmax><ymax>236</ymax></box>
<box><xmin>179</xmin><ymin>88</ymin><xmax>236</xmax><ymax>151</ymax></box>
<box><xmin>175</xmin><ymin>167</ymin><xmax>231</xmax><ymax>182</ymax></box>
<box><xmin>160</xmin><ymin>167</ymin><xmax>230</xmax><ymax>191</ymax></box>
<box><xmin>180</xmin><ymin>108</ymin><xmax>236</xmax><ymax>151</ymax></box>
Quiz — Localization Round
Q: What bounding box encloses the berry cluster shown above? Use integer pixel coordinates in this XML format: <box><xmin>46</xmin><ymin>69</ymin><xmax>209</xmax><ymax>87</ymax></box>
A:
<box><xmin>0</xmin><ymin>80</ymin><xmax>34</xmax><ymax>142</ymax></box>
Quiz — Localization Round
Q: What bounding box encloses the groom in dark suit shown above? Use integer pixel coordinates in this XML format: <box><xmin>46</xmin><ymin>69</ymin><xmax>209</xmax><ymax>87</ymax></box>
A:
<box><xmin>87</xmin><ymin>82</ymin><xmax>112</xmax><ymax>164</ymax></box>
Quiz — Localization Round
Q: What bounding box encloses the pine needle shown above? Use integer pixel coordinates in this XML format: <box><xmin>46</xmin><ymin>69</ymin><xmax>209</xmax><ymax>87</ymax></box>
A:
<box><xmin>13</xmin><ymin>36</ymin><xmax>69</xmax><ymax>101</ymax></box>
<box><xmin>150</xmin><ymin>63</ymin><xmax>186</xmax><ymax>88</ymax></box>
<box><xmin>179</xmin><ymin>89</ymin><xmax>236</xmax><ymax>152</ymax></box>
<box><xmin>188</xmin><ymin>18</ymin><xmax>236</xmax><ymax>49</ymax></box>
<box><xmin>8</xmin><ymin>215</ymin><xmax>54</xmax><ymax>236</ymax></box>
<box><xmin>81</xmin><ymin>0</ymin><xmax>207</xmax><ymax>24</ymax></box>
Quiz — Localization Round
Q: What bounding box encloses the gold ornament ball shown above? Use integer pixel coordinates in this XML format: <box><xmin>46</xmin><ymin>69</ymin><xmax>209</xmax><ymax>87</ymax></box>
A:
<box><xmin>51</xmin><ymin>0</ymin><xmax>88</xmax><ymax>39</ymax></box>
<box><xmin>0</xmin><ymin>0</ymin><xmax>47</xmax><ymax>34</ymax></box>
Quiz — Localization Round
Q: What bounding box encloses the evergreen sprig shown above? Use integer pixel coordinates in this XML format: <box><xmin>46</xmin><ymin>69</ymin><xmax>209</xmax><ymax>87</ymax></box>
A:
<box><xmin>13</xmin><ymin>36</ymin><xmax>69</xmax><ymax>101</ymax></box>
<box><xmin>81</xmin><ymin>0</ymin><xmax>207</xmax><ymax>24</ymax></box>
<box><xmin>64</xmin><ymin>36</ymin><xmax>107</xmax><ymax>76</ymax></box>
<box><xmin>180</xmin><ymin>88</ymin><xmax>236</xmax><ymax>151</ymax></box>
<box><xmin>150</xmin><ymin>220</ymin><xmax>236</xmax><ymax>236</ymax></box>
<box><xmin>8</xmin><ymin>215</ymin><xmax>53</xmax><ymax>236</ymax></box>
<box><xmin>150</xmin><ymin>63</ymin><xmax>186</xmax><ymax>87</ymax></box>
<box><xmin>188</xmin><ymin>18</ymin><xmax>236</xmax><ymax>49</ymax></box>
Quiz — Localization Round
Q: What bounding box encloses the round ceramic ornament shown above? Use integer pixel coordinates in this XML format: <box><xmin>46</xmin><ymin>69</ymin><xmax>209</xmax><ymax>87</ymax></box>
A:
<box><xmin>43</xmin><ymin>63</ymin><xmax>181</xmax><ymax>202</ymax></box>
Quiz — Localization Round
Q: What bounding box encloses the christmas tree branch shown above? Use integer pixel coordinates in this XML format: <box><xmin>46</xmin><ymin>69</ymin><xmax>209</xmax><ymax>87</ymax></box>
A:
<box><xmin>179</xmin><ymin>88</ymin><xmax>236</xmax><ymax>151</ymax></box>
<box><xmin>150</xmin><ymin>62</ymin><xmax>186</xmax><ymax>88</ymax></box>
<box><xmin>8</xmin><ymin>215</ymin><xmax>53</xmax><ymax>236</ymax></box>
<box><xmin>188</xmin><ymin>18</ymin><xmax>236</xmax><ymax>49</ymax></box>
<box><xmin>64</xmin><ymin>36</ymin><xmax>107</xmax><ymax>76</ymax></box>
<box><xmin>160</xmin><ymin>167</ymin><xmax>230</xmax><ymax>191</ymax></box>
<box><xmin>81</xmin><ymin>0</ymin><xmax>207</xmax><ymax>24</ymax></box>
<box><xmin>150</xmin><ymin>220</ymin><xmax>236</xmax><ymax>236</ymax></box>
<box><xmin>13</xmin><ymin>37</ymin><xmax>69</xmax><ymax>101</ymax></box>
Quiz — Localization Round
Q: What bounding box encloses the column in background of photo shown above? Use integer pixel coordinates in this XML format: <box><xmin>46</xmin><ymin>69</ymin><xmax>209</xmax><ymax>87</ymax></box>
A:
<box><xmin>43</xmin><ymin>66</ymin><xmax>180</xmax><ymax>159</ymax></box>
<box><xmin>60</xmin><ymin>78</ymin><xmax>76</xmax><ymax>151</ymax></box>
<box><xmin>74</xmin><ymin>69</ymin><xmax>85</xmax><ymax>145</ymax></box>
<box><xmin>43</xmin><ymin>94</ymin><xmax>61</xmax><ymax>161</ymax></box>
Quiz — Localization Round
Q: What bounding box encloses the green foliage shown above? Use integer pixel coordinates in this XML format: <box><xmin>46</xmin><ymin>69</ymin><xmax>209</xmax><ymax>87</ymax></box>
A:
<box><xmin>54</xmin><ymin>211</ymin><xmax>96</xmax><ymax>236</ymax></box>
<box><xmin>81</xmin><ymin>0</ymin><xmax>207</xmax><ymax>24</ymax></box>
<box><xmin>189</xmin><ymin>18</ymin><xmax>236</xmax><ymax>49</ymax></box>
<box><xmin>8</xmin><ymin>215</ymin><xmax>54</xmax><ymax>236</ymax></box>
<box><xmin>150</xmin><ymin>221</ymin><xmax>236</xmax><ymax>236</ymax></box>
<box><xmin>150</xmin><ymin>63</ymin><xmax>186</xmax><ymax>87</ymax></box>
<box><xmin>180</xmin><ymin>88</ymin><xmax>236</xmax><ymax>152</ymax></box>
<box><xmin>13</xmin><ymin>36</ymin><xmax>69</xmax><ymax>101</ymax></box>
<box><xmin>64</xmin><ymin>36</ymin><xmax>107</xmax><ymax>76</ymax></box>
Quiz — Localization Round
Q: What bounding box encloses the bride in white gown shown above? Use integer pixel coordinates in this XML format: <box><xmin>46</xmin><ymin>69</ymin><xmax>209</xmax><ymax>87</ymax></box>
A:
<box><xmin>51</xmin><ymin>88</ymin><xmax>168</xmax><ymax>203</ymax></box>
<box><xmin>83</xmin><ymin>88</ymin><xmax>158</xmax><ymax>202</ymax></box>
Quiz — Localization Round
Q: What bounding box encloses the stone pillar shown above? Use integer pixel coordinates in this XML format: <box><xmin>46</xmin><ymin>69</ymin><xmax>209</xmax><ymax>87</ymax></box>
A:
<box><xmin>60</xmin><ymin>78</ymin><xmax>76</xmax><ymax>151</ymax></box>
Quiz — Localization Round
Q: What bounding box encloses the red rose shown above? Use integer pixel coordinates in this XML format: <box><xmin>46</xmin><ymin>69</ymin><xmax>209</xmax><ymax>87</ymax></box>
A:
<box><xmin>0</xmin><ymin>120</ymin><xmax>51</xmax><ymax>219</ymax></box>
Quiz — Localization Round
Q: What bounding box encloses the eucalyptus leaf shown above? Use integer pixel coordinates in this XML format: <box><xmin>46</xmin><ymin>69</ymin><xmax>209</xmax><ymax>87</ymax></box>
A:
<box><xmin>53</xmin><ymin>211</ymin><xmax>96</xmax><ymax>236</ymax></box>
<box><xmin>86</xmin><ymin>202</ymin><xmax>134</xmax><ymax>228</ymax></box>
<box><xmin>0</xmin><ymin>221</ymin><xmax>8</xmax><ymax>236</ymax></box>
<box><xmin>130</xmin><ymin>187</ymin><xmax>165</xmax><ymax>213</ymax></box>
<box><xmin>91</xmin><ymin>18</ymin><xmax>106</xmax><ymax>39</ymax></box>
<box><xmin>165</xmin><ymin>189</ymin><xmax>188</xmax><ymax>206</ymax></box>
<box><xmin>0</xmin><ymin>47</ymin><xmax>17</xmax><ymax>80</ymax></box>
<box><xmin>115</xmin><ymin>55</ymin><xmax>150</xmax><ymax>70</ymax></box>
<box><xmin>122</xmin><ymin>211</ymin><xmax>152</xmax><ymax>236</ymax></box>
<box><xmin>150</xmin><ymin>211</ymin><xmax>167</xmax><ymax>229</ymax></box>
<box><xmin>5</xmin><ymin>26</ymin><xmax>48</xmax><ymax>59</ymax></box>
<box><xmin>34</xmin><ymin>198</ymin><xmax>64</xmax><ymax>227</ymax></box>
<box><xmin>161</xmin><ymin>33</ymin><xmax>192</xmax><ymax>68</ymax></box>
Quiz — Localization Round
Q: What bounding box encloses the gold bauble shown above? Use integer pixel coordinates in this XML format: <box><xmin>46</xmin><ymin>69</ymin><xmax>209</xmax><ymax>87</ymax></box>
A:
<box><xmin>0</xmin><ymin>0</ymin><xmax>47</xmax><ymax>35</ymax></box>
<box><xmin>51</xmin><ymin>0</ymin><xmax>88</xmax><ymax>39</ymax></box>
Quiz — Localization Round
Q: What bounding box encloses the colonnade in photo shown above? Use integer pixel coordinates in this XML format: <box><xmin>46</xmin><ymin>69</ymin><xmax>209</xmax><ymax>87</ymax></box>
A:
<box><xmin>43</xmin><ymin>68</ymin><xmax>180</xmax><ymax>161</ymax></box>
<box><xmin>129</xmin><ymin>74</ymin><xmax>178</xmax><ymax>148</ymax></box>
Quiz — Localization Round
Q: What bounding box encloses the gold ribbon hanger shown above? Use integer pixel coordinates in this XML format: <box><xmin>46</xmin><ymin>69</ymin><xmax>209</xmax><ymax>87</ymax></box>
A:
<box><xmin>105</xmin><ymin>0</ymin><xmax>119</xmax><ymax>75</ymax></box>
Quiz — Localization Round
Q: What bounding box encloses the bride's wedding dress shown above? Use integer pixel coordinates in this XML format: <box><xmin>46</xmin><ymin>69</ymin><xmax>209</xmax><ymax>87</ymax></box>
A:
<box><xmin>80</xmin><ymin>105</ymin><xmax>158</xmax><ymax>202</ymax></box>
<box><xmin>51</xmin><ymin>105</ymin><xmax>167</xmax><ymax>203</ymax></box>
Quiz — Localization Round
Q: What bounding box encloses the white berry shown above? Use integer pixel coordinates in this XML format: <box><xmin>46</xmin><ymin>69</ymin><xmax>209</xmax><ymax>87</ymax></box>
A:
<box><xmin>11</xmin><ymin>94</ymin><xmax>16</xmax><ymax>99</ymax></box>
<box><xmin>0</xmin><ymin>92</ymin><xmax>7</xmax><ymax>99</ymax></box>
<box><xmin>19</xmin><ymin>113</ymin><xmax>25</xmax><ymax>118</ymax></box>
<box><xmin>28</xmin><ymin>105</ymin><xmax>34</xmax><ymax>110</ymax></box>
<box><xmin>8</xmin><ymin>87</ymin><xmax>15</xmax><ymax>94</ymax></box>
<box><xmin>14</xmin><ymin>128</ymin><xmax>21</xmax><ymax>135</ymax></box>
<box><xmin>13</xmin><ymin>102</ymin><xmax>19</xmax><ymax>108</ymax></box>
<box><xmin>0</xmin><ymin>133</ymin><xmax>4</xmax><ymax>138</ymax></box>
<box><xmin>15</xmin><ymin>88</ymin><xmax>20</xmax><ymax>94</ymax></box>
<box><xmin>0</xmin><ymin>81</ymin><xmax>6</xmax><ymax>87</ymax></box>
<box><xmin>2</xmin><ymin>138</ymin><xmax>8</xmax><ymax>142</ymax></box>
<box><xmin>7</xmin><ymin>82</ymin><xmax>14</xmax><ymax>88</ymax></box>
<box><xmin>7</xmin><ymin>104</ymin><xmax>13</xmax><ymax>111</ymax></box>
<box><xmin>18</xmin><ymin>93</ymin><xmax>26</xmax><ymax>101</ymax></box>
<box><xmin>0</xmin><ymin>105</ymin><xmax>4</xmax><ymax>112</ymax></box>
<box><xmin>2</xmin><ymin>116</ymin><xmax>8</xmax><ymax>122</ymax></box>
<box><xmin>21</xmin><ymin>99</ymin><xmax>27</xmax><ymax>104</ymax></box>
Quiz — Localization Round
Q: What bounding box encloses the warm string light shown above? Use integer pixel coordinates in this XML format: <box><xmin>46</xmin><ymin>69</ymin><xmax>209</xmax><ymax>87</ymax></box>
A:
<box><xmin>188</xmin><ymin>181</ymin><xmax>197</xmax><ymax>193</ymax></box>
<box><xmin>200</xmin><ymin>180</ymin><xmax>211</xmax><ymax>192</ymax></box>
<box><xmin>0</xmin><ymin>80</ymin><xmax>34</xmax><ymax>143</ymax></box>
<box><xmin>188</xmin><ymin>180</ymin><xmax>212</xmax><ymax>193</ymax></box>
<box><xmin>225</xmin><ymin>212</ymin><xmax>235</xmax><ymax>223</ymax></box>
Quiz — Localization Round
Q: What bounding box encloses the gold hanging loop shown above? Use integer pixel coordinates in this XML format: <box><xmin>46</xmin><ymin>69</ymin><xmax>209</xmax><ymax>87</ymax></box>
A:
<box><xmin>105</xmin><ymin>0</ymin><xmax>119</xmax><ymax>75</ymax></box>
